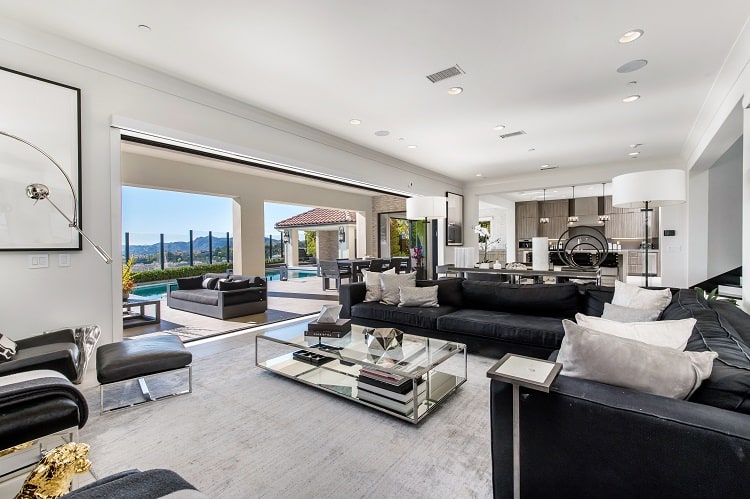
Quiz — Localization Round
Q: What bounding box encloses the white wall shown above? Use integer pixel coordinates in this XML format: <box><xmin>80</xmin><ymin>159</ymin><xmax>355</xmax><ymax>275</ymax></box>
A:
<box><xmin>0</xmin><ymin>21</ymin><xmax>458</xmax><ymax>343</ymax></box>
<box><xmin>708</xmin><ymin>138</ymin><xmax>743</xmax><ymax>277</ymax></box>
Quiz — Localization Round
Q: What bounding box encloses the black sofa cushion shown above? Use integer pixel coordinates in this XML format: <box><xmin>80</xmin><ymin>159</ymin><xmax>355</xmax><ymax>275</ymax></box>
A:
<box><xmin>170</xmin><ymin>289</ymin><xmax>219</xmax><ymax>306</ymax></box>
<box><xmin>217</xmin><ymin>279</ymin><xmax>250</xmax><ymax>291</ymax></box>
<box><xmin>437</xmin><ymin>309</ymin><xmax>565</xmax><ymax>349</ymax></box>
<box><xmin>350</xmin><ymin>302</ymin><xmax>457</xmax><ymax>330</ymax></box>
<box><xmin>461</xmin><ymin>281</ymin><xmax>579</xmax><ymax>318</ymax></box>
<box><xmin>661</xmin><ymin>289</ymin><xmax>750</xmax><ymax>414</ymax></box>
<box><xmin>176</xmin><ymin>275</ymin><xmax>203</xmax><ymax>290</ymax></box>
<box><xmin>576</xmin><ymin>283</ymin><xmax>615</xmax><ymax>316</ymax></box>
<box><xmin>417</xmin><ymin>278</ymin><xmax>463</xmax><ymax>307</ymax></box>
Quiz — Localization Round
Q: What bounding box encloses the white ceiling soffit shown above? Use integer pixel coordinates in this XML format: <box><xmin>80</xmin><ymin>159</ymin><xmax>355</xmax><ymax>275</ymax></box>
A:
<box><xmin>1</xmin><ymin>1</ymin><xmax>749</xmax><ymax>184</ymax></box>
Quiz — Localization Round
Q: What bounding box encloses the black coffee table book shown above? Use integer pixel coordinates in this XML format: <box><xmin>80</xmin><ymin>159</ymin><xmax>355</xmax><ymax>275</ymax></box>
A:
<box><xmin>305</xmin><ymin>318</ymin><xmax>352</xmax><ymax>338</ymax></box>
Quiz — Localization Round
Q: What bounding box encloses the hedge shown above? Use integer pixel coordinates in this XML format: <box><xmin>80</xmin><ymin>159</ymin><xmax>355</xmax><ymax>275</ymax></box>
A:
<box><xmin>132</xmin><ymin>263</ymin><xmax>232</xmax><ymax>283</ymax></box>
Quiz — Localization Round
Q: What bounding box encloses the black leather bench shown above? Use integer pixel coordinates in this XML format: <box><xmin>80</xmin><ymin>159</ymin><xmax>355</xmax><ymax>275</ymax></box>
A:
<box><xmin>96</xmin><ymin>336</ymin><xmax>192</xmax><ymax>413</ymax></box>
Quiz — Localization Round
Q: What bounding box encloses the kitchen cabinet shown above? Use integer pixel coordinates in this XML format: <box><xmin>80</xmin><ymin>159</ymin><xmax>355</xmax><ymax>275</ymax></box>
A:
<box><xmin>626</xmin><ymin>250</ymin><xmax>659</xmax><ymax>276</ymax></box>
<box><xmin>606</xmin><ymin>211</ymin><xmax>660</xmax><ymax>240</ymax></box>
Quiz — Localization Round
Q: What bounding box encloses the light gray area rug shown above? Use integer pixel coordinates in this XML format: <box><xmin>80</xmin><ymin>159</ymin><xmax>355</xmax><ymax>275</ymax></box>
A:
<box><xmin>80</xmin><ymin>335</ymin><xmax>496</xmax><ymax>498</ymax></box>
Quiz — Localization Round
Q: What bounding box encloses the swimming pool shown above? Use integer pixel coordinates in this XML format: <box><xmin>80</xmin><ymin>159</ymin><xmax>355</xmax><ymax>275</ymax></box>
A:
<box><xmin>131</xmin><ymin>268</ymin><xmax>319</xmax><ymax>300</ymax></box>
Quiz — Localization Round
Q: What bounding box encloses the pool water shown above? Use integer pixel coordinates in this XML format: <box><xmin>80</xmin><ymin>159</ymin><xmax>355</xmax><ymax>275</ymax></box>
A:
<box><xmin>131</xmin><ymin>268</ymin><xmax>319</xmax><ymax>300</ymax></box>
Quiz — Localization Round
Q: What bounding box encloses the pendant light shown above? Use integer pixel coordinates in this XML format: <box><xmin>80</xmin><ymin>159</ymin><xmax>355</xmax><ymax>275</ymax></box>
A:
<box><xmin>598</xmin><ymin>183</ymin><xmax>610</xmax><ymax>222</ymax></box>
<box><xmin>539</xmin><ymin>188</ymin><xmax>550</xmax><ymax>224</ymax></box>
<box><xmin>567</xmin><ymin>186</ymin><xmax>579</xmax><ymax>223</ymax></box>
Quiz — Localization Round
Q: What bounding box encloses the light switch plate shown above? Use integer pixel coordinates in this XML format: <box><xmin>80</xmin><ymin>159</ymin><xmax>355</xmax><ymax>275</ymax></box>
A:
<box><xmin>58</xmin><ymin>254</ymin><xmax>70</xmax><ymax>267</ymax></box>
<box><xmin>29</xmin><ymin>254</ymin><xmax>49</xmax><ymax>269</ymax></box>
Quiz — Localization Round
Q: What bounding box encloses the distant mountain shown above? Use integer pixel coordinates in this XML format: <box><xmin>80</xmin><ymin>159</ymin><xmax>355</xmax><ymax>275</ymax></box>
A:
<box><xmin>124</xmin><ymin>234</ymin><xmax>300</xmax><ymax>256</ymax></box>
<box><xmin>126</xmin><ymin>235</ymin><xmax>233</xmax><ymax>256</ymax></box>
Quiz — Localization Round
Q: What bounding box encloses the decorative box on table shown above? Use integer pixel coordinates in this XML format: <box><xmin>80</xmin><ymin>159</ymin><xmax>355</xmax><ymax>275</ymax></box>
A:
<box><xmin>304</xmin><ymin>318</ymin><xmax>352</xmax><ymax>338</ymax></box>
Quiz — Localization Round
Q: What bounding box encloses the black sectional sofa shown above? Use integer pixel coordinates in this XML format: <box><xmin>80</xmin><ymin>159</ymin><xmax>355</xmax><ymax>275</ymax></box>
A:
<box><xmin>339</xmin><ymin>278</ymin><xmax>603</xmax><ymax>357</ymax></box>
<box><xmin>167</xmin><ymin>272</ymin><xmax>267</xmax><ymax>320</ymax></box>
<box><xmin>488</xmin><ymin>289</ymin><xmax>750</xmax><ymax>498</ymax></box>
<box><xmin>341</xmin><ymin>279</ymin><xmax>750</xmax><ymax>496</ymax></box>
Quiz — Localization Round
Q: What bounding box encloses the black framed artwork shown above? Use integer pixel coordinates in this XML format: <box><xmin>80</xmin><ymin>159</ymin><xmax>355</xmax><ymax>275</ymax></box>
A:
<box><xmin>0</xmin><ymin>66</ymin><xmax>82</xmax><ymax>251</ymax></box>
<box><xmin>446</xmin><ymin>191</ymin><xmax>463</xmax><ymax>246</ymax></box>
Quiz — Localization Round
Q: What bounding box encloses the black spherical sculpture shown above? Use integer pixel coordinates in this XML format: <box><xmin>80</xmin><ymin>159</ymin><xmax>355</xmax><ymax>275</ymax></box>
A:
<box><xmin>556</xmin><ymin>226</ymin><xmax>609</xmax><ymax>269</ymax></box>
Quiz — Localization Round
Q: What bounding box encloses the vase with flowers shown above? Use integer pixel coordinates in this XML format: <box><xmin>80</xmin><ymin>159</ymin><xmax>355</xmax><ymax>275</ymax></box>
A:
<box><xmin>122</xmin><ymin>256</ymin><xmax>135</xmax><ymax>302</ymax></box>
<box><xmin>411</xmin><ymin>246</ymin><xmax>425</xmax><ymax>279</ymax></box>
<box><xmin>473</xmin><ymin>224</ymin><xmax>501</xmax><ymax>267</ymax></box>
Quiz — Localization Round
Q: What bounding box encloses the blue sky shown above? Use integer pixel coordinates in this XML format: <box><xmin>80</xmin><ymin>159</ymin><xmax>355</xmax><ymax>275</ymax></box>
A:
<box><xmin>122</xmin><ymin>186</ymin><xmax>311</xmax><ymax>244</ymax></box>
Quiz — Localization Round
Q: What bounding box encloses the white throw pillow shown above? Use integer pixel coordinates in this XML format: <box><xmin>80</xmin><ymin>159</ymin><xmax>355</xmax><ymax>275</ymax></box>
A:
<box><xmin>0</xmin><ymin>333</ymin><xmax>17</xmax><ymax>362</ymax></box>
<box><xmin>611</xmin><ymin>280</ymin><xmax>672</xmax><ymax>312</ymax></box>
<box><xmin>379</xmin><ymin>272</ymin><xmax>417</xmax><ymax>305</ymax></box>
<box><xmin>601</xmin><ymin>303</ymin><xmax>661</xmax><ymax>322</ymax></box>
<box><xmin>362</xmin><ymin>268</ymin><xmax>396</xmax><ymax>302</ymax></box>
<box><xmin>559</xmin><ymin>320</ymin><xmax>717</xmax><ymax>399</ymax></box>
<box><xmin>398</xmin><ymin>285</ymin><xmax>439</xmax><ymax>307</ymax></box>
<box><xmin>575</xmin><ymin>313</ymin><xmax>696</xmax><ymax>350</ymax></box>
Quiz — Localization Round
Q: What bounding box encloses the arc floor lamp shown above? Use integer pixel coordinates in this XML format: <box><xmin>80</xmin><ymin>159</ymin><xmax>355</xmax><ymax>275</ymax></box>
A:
<box><xmin>612</xmin><ymin>169</ymin><xmax>686</xmax><ymax>287</ymax></box>
<box><xmin>0</xmin><ymin>130</ymin><xmax>113</xmax><ymax>264</ymax></box>
<box><xmin>406</xmin><ymin>196</ymin><xmax>446</xmax><ymax>280</ymax></box>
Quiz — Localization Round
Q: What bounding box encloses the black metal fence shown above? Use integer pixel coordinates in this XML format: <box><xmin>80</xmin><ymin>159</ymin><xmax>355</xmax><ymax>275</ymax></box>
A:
<box><xmin>123</xmin><ymin>231</ymin><xmax>232</xmax><ymax>271</ymax></box>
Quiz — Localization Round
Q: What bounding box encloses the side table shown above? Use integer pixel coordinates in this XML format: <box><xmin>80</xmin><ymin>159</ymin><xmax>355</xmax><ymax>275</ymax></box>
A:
<box><xmin>487</xmin><ymin>353</ymin><xmax>562</xmax><ymax>499</ymax></box>
<box><xmin>122</xmin><ymin>297</ymin><xmax>161</xmax><ymax>328</ymax></box>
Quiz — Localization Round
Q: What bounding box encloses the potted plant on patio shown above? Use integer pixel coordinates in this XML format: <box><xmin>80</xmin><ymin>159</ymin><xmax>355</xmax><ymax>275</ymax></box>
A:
<box><xmin>122</xmin><ymin>256</ymin><xmax>135</xmax><ymax>301</ymax></box>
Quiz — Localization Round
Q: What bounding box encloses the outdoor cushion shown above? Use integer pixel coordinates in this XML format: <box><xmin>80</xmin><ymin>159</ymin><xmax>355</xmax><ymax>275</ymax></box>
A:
<box><xmin>437</xmin><ymin>309</ymin><xmax>565</xmax><ymax>349</ymax></box>
<box><xmin>222</xmin><ymin>288</ymin><xmax>265</xmax><ymax>306</ymax></box>
<box><xmin>461</xmin><ymin>281</ymin><xmax>579</xmax><ymax>318</ymax></box>
<box><xmin>170</xmin><ymin>289</ymin><xmax>219</xmax><ymax>306</ymax></box>
<box><xmin>176</xmin><ymin>276</ymin><xmax>202</xmax><ymax>290</ymax></box>
<box><xmin>662</xmin><ymin>289</ymin><xmax>750</xmax><ymax>414</ymax></box>
<box><xmin>350</xmin><ymin>302</ymin><xmax>456</xmax><ymax>330</ymax></box>
<box><xmin>217</xmin><ymin>279</ymin><xmax>250</xmax><ymax>291</ymax></box>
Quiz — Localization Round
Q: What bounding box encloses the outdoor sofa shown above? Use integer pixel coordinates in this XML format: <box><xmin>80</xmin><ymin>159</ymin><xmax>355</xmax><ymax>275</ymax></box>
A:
<box><xmin>167</xmin><ymin>272</ymin><xmax>267</xmax><ymax>319</ymax></box>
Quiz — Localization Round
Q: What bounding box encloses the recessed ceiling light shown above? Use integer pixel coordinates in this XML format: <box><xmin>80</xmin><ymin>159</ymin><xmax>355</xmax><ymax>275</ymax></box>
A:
<box><xmin>407</xmin><ymin>144</ymin><xmax>417</xmax><ymax>149</ymax></box>
<box><xmin>528</xmin><ymin>147</ymin><xmax>536</xmax><ymax>152</ymax></box>
<box><xmin>492</xmin><ymin>125</ymin><xmax>506</xmax><ymax>131</ymax></box>
<box><xmin>540</xmin><ymin>164</ymin><xmax>550</xmax><ymax>168</ymax></box>
<box><xmin>374</xmin><ymin>130</ymin><xmax>390</xmax><ymax>136</ymax></box>
<box><xmin>629</xmin><ymin>143</ymin><xmax>643</xmax><ymax>148</ymax></box>
<box><xmin>137</xmin><ymin>24</ymin><xmax>151</xmax><ymax>32</ymax></box>
<box><xmin>349</xmin><ymin>119</ymin><xmax>361</xmax><ymax>125</ymax></box>
<box><xmin>617</xmin><ymin>59</ymin><xmax>648</xmax><ymax>73</ymax></box>
<box><xmin>447</xmin><ymin>87</ymin><xmax>463</xmax><ymax>95</ymax></box>
<box><xmin>619</xmin><ymin>29</ymin><xmax>644</xmax><ymax>44</ymax></box>
<box><xmin>622</xmin><ymin>94</ymin><xmax>641</xmax><ymax>103</ymax></box>
<box><xmin>629</xmin><ymin>152</ymin><xmax>640</xmax><ymax>157</ymax></box>
<box><xmin>476</xmin><ymin>173</ymin><xmax>483</xmax><ymax>177</ymax></box>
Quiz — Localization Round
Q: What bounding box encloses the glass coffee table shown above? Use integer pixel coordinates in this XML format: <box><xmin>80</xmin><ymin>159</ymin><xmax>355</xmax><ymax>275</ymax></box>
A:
<box><xmin>256</xmin><ymin>323</ymin><xmax>467</xmax><ymax>424</ymax></box>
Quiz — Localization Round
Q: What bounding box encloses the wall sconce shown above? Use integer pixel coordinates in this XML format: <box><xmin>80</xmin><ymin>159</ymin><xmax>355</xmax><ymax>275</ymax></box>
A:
<box><xmin>282</xmin><ymin>230</ymin><xmax>290</xmax><ymax>244</ymax></box>
<box><xmin>338</xmin><ymin>226</ymin><xmax>346</xmax><ymax>243</ymax></box>
<box><xmin>0</xmin><ymin>130</ymin><xmax>112</xmax><ymax>263</ymax></box>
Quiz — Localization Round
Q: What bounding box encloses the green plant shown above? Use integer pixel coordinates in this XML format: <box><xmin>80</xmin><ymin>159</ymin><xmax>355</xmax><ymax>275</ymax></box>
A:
<box><xmin>694</xmin><ymin>286</ymin><xmax>737</xmax><ymax>306</ymax></box>
<box><xmin>122</xmin><ymin>256</ymin><xmax>136</xmax><ymax>294</ymax></box>
<box><xmin>131</xmin><ymin>262</ymin><xmax>232</xmax><ymax>284</ymax></box>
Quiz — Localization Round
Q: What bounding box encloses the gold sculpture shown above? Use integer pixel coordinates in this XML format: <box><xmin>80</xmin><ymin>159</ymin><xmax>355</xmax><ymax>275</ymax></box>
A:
<box><xmin>15</xmin><ymin>442</ymin><xmax>91</xmax><ymax>499</ymax></box>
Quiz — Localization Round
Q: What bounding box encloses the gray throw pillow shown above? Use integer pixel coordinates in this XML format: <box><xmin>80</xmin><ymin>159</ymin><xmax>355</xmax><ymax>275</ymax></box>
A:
<box><xmin>379</xmin><ymin>272</ymin><xmax>417</xmax><ymax>305</ymax></box>
<box><xmin>202</xmin><ymin>277</ymin><xmax>220</xmax><ymax>290</ymax></box>
<box><xmin>398</xmin><ymin>285</ymin><xmax>439</xmax><ymax>307</ymax></box>
<box><xmin>362</xmin><ymin>268</ymin><xmax>396</xmax><ymax>302</ymax></box>
<box><xmin>612</xmin><ymin>280</ymin><xmax>672</xmax><ymax>312</ymax></box>
<box><xmin>601</xmin><ymin>302</ymin><xmax>661</xmax><ymax>322</ymax></box>
<box><xmin>558</xmin><ymin>320</ymin><xmax>717</xmax><ymax>399</ymax></box>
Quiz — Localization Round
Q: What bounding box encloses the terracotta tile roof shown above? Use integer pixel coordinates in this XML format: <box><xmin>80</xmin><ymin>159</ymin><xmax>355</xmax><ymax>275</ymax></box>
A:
<box><xmin>274</xmin><ymin>208</ymin><xmax>357</xmax><ymax>228</ymax></box>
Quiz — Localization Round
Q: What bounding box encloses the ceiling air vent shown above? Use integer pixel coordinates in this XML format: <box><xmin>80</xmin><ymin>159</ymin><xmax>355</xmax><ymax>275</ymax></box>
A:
<box><xmin>426</xmin><ymin>64</ymin><xmax>465</xmax><ymax>83</ymax></box>
<box><xmin>499</xmin><ymin>130</ymin><xmax>526</xmax><ymax>139</ymax></box>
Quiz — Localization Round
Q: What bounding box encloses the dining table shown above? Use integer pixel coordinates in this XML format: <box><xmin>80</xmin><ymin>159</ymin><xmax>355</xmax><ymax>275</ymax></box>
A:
<box><xmin>340</xmin><ymin>259</ymin><xmax>372</xmax><ymax>283</ymax></box>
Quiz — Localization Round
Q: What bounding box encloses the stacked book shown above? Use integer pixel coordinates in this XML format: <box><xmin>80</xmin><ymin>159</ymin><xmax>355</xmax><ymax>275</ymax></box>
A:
<box><xmin>357</xmin><ymin>368</ymin><xmax>426</xmax><ymax>415</ymax></box>
<box><xmin>304</xmin><ymin>318</ymin><xmax>352</xmax><ymax>338</ymax></box>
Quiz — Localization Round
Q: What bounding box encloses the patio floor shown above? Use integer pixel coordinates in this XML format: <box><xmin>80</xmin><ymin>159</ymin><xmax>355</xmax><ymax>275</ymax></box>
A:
<box><xmin>124</xmin><ymin>275</ymin><xmax>340</xmax><ymax>341</ymax></box>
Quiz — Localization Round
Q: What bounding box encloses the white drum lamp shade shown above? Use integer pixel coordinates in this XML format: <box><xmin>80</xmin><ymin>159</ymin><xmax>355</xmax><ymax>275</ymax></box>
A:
<box><xmin>406</xmin><ymin>196</ymin><xmax>447</xmax><ymax>220</ymax></box>
<box><xmin>612</xmin><ymin>169</ymin><xmax>686</xmax><ymax>208</ymax></box>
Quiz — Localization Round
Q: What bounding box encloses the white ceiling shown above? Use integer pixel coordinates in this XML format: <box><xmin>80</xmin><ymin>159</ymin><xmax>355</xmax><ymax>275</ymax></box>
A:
<box><xmin>1</xmin><ymin>1</ymin><xmax>748</xmax><ymax>187</ymax></box>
